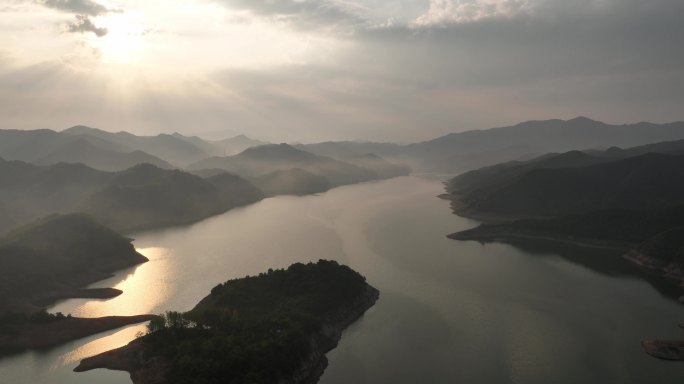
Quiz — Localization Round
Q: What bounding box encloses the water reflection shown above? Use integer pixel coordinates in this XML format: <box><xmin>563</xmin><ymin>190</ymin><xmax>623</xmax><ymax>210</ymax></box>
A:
<box><xmin>51</xmin><ymin>247</ymin><xmax>174</xmax><ymax>317</ymax></box>
<box><xmin>491</xmin><ymin>239</ymin><xmax>683</xmax><ymax>300</ymax></box>
<box><xmin>2</xmin><ymin>176</ymin><xmax>683</xmax><ymax>384</ymax></box>
<box><xmin>55</xmin><ymin>325</ymin><xmax>147</xmax><ymax>367</ymax></box>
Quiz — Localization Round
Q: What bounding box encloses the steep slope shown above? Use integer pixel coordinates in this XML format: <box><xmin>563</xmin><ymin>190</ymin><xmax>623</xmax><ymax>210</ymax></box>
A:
<box><xmin>0</xmin><ymin>214</ymin><xmax>147</xmax><ymax>312</ymax></box>
<box><xmin>451</xmin><ymin>153</ymin><xmax>684</xmax><ymax>219</ymax></box>
<box><xmin>447</xmin><ymin>150</ymin><xmax>613</xmax><ymax>197</ymax></box>
<box><xmin>78</xmin><ymin>164</ymin><xmax>263</xmax><ymax>232</ymax></box>
<box><xmin>448</xmin><ymin>137</ymin><xmax>684</xmax><ymax>199</ymax></box>
<box><xmin>0</xmin><ymin>160</ymin><xmax>263</xmax><ymax>235</ymax></box>
<box><xmin>0</xmin><ymin>158</ymin><xmax>111</xmax><ymax>233</ymax></box>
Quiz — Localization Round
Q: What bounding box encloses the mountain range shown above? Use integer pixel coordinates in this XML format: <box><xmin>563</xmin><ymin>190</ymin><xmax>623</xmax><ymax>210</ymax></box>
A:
<box><xmin>447</xmin><ymin>139</ymin><xmax>684</xmax><ymax>219</ymax></box>
<box><xmin>0</xmin><ymin>159</ymin><xmax>263</xmax><ymax>235</ymax></box>
<box><xmin>446</xmin><ymin>137</ymin><xmax>684</xmax><ymax>287</ymax></box>
<box><xmin>0</xmin><ymin>126</ymin><xmax>266</xmax><ymax>171</ymax></box>
<box><xmin>187</xmin><ymin>143</ymin><xmax>394</xmax><ymax>187</ymax></box>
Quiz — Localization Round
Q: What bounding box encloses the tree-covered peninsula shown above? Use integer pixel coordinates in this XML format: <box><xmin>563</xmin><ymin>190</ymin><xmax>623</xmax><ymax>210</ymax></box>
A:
<box><xmin>75</xmin><ymin>260</ymin><xmax>379</xmax><ymax>384</ymax></box>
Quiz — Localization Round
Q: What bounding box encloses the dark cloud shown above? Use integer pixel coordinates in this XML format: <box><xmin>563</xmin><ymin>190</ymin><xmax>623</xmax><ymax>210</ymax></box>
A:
<box><xmin>64</xmin><ymin>14</ymin><xmax>107</xmax><ymax>37</ymax></box>
<box><xmin>354</xmin><ymin>0</ymin><xmax>684</xmax><ymax>88</ymax></box>
<box><xmin>38</xmin><ymin>0</ymin><xmax>108</xmax><ymax>16</ymax></box>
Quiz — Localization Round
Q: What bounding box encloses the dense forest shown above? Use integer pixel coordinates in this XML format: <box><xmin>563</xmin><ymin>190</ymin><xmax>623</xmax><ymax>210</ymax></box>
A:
<box><xmin>78</xmin><ymin>260</ymin><xmax>379</xmax><ymax>384</ymax></box>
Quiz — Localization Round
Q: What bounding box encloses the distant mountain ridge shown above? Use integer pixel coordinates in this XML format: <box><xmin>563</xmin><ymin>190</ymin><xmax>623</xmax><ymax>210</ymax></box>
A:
<box><xmin>3</xmin><ymin>117</ymin><xmax>684</xmax><ymax>175</ymax></box>
<box><xmin>0</xmin><ymin>126</ymin><xmax>267</xmax><ymax>171</ymax></box>
<box><xmin>188</xmin><ymin>143</ymin><xmax>404</xmax><ymax>187</ymax></box>
<box><xmin>0</xmin><ymin>159</ymin><xmax>263</xmax><ymax>235</ymax></box>
<box><xmin>404</xmin><ymin>117</ymin><xmax>684</xmax><ymax>172</ymax></box>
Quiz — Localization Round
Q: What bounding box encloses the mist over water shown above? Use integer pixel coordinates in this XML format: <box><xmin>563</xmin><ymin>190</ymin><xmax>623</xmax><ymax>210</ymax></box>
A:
<box><xmin>1</xmin><ymin>176</ymin><xmax>683</xmax><ymax>383</ymax></box>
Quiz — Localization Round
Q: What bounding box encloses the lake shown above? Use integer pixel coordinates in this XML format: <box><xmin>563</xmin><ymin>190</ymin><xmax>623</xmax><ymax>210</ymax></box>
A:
<box><xmin>1</xmin><ymin>175</ymin><xmax>683</xmax><ymax>383</ymax></box>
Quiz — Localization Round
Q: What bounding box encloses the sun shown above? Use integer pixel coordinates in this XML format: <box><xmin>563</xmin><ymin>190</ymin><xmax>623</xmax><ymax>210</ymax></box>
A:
<box><xmin>95</xmin><ymin>13</ymin><xmax>148</xmax><ymax>64</ymax></box>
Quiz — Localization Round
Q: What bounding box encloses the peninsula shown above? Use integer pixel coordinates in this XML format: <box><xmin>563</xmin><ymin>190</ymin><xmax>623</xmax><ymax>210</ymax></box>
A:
<box><xmin>75</xmin><ymin>260</ymin><xmax>380</xmax><ymax>384</ymax></box>
<box><xmin>0</xmin><ymin>213</ymin><xmax>154</xmax><ymax>355</ymax></box>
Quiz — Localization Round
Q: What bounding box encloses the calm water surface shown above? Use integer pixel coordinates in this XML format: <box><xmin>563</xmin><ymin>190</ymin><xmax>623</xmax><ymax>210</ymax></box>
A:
<box><xmin>1</xmin><ymin>176</ymin><xmax>683</xmax><ymax>383</ymax></box>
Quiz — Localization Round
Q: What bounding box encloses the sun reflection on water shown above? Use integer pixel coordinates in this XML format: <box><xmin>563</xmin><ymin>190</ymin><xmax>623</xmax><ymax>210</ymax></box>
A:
<box><xmin>53</xmin><ymin>324</ymin><xmax>148</xmax><ymax>368</ymax></box>
<box><xmin>50</xmin><ymin>247</ymin><xmax>174</xmax><ymax>317</ymax></box>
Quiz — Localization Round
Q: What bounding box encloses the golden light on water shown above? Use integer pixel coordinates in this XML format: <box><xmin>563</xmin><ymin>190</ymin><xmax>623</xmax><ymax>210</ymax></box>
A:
<box><xmin>54</xmin><ymin>324</ymin><xmax>148</xmax><ymax>367</ymax></box>
<box><xmin>51</xmin><ymin>247</ymin><xmax>174</xmax><ymax>318</ymax></box>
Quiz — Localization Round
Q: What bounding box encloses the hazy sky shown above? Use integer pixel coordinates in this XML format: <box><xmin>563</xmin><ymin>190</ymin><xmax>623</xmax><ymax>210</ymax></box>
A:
<box><xmin>1</xmin><ymin>0</ymin><xmax>682</xmax><ymax>142</ymax></box>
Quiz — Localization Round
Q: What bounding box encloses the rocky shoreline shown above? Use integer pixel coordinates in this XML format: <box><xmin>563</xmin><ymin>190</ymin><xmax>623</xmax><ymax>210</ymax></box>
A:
<box><xmin>74</xmin><ymin>285</ymin><xmax>380</xmax><ymax>384</ymax></box>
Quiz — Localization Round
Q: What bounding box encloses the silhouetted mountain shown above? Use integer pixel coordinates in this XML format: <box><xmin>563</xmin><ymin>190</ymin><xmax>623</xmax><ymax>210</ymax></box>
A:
<box><xmin>449</xmin><ymin>137</ymin><xmax>684</xmax><ymax>199</ymax></box>
<box><xmin>0</xmin><ymin>160</ymin><xmax>263</xmax><ymax>235</ymax></box>
<box><xmin>0</xmin><ymin>214</ymin><xmax>147</xmax><ymax>312</ymax></box>
<box><xmin>78</xmin><ymin>164</ymin><xmax>263</xmax><ymax>232</ymax></box>
<box><xmin>34</xmin><ymin>138</ymin><xmax>172</xmax><ymax>171</ymax></box>
<box><xmin>341</xmin><ymin>153</ymin><xmax>410</xmax><ymax>178</ymax></box>
<box><xmin>211</xmin><ymin>134</ymin><xmax>268</xmax><ymax>156</ymax></box>
<box><xmin>252</xmin><ymin>168</ymin><xmax>330</xmax><ymax>196</ymax></box>
<box><xmin>63</xmin><ymin>126</ymin><xmax>212</xmax><ymax>166</ymax></box>
<box><xmin>599</xmin><ymin>138</ymin><xmax>684</xmax><ymax>158</ymax></box>
<box><xmin>204</xmin><ymin>172</ymin><xmax>265</xmax><ymax>206</ymax></box>
<box><xmin>295</xmin><ymin>141</ymin><xmax>403</xmax><ymax>159</ymax></box>
<box><xmin>188</xmin><ymin>144</ymin><xmax>378</xmax><ymax>187</ymax></box>
<box><xmin>405</xmin><ymin>117</ymin><xmax>684</xmax><ymax>172</ymax></box>
<box><xmin>0</xmin><ymin>128</ymin><xmax>174</xmax><ymax>171</ymax></box>
<box><xmin>447</xmin><ymin>150</ymin><xmax>612</xmax><ymax>198</ymax></box>
<box><xmin>448</xmin><ymin>153</ymin><xmax>684</xmax><ymax>219</ymax></box>
<box><xmin>0</xmin><ymin>158</ymin><xmax>110</xmax><ymax>233</ymax></box>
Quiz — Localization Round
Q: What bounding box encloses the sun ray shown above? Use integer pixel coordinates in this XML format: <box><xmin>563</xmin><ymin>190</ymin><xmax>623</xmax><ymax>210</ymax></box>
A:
<box><xmin>94</xmin><ymin>12</ymin><xmax>148</xmax><ymax>64</ymax></box>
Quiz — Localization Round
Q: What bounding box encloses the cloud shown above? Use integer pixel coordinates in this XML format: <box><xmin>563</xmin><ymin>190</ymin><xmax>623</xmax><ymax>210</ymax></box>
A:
<box><xmin>216</xmin><ymin>0</ymin><xmax>368</xmax><ymax>30</ymax></box>
<box><xmin>414</xmin><ymin>0</ymin><xmax>533</xmax><ymax>25</ymax></box>
<box><xmin>64</xmin><ymin>14</ymin><xmax>107</xmax><ymax>37</ymax></box>
<box><xmin>1</xmin><ymin>0</ymin><xmax>683</xmax><ymax>142</ymax></box>
<box><xmin>38</xmin><ymin>0</ymin><xmax>109</xmax><ymax>16</ymax></box>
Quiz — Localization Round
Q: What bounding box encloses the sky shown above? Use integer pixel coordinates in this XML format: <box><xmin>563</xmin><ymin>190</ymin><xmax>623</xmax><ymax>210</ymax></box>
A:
<box><xmin>0</xmin><ymin>0</ymin><xmax>682</xmax><ymax>142</ymax></box>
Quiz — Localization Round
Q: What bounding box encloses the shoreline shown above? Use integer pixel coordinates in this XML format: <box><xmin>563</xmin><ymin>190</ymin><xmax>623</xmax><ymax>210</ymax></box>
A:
<box><xmin>443</xmin><ymin>194</ymin><xmax>544</xmax><ymax>224</ymax></box>
<box><xmin>448</xmin><ymin>228</ymin><xmax>632</xmax><ymax>252</ymax></box>
<box><xmin>74</xmin><ymin>285</ymin><xmax>380</xmax><ymax>384</ymax></box>
<box><xmin>0</xmin><ymin>315</ymin><xmax>156</xmax><ymax>356</ymax></box>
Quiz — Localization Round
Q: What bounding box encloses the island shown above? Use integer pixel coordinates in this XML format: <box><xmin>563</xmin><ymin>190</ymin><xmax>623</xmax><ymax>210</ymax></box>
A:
<box><xmin>0</xmin><ymin>213</ymin><xmax>154</xmax><ymax>355</ymax></box>
<box><xmin>75</xmin><ymin>260</ymin><xmax>380</xmax><ymax>384</ymax></box>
